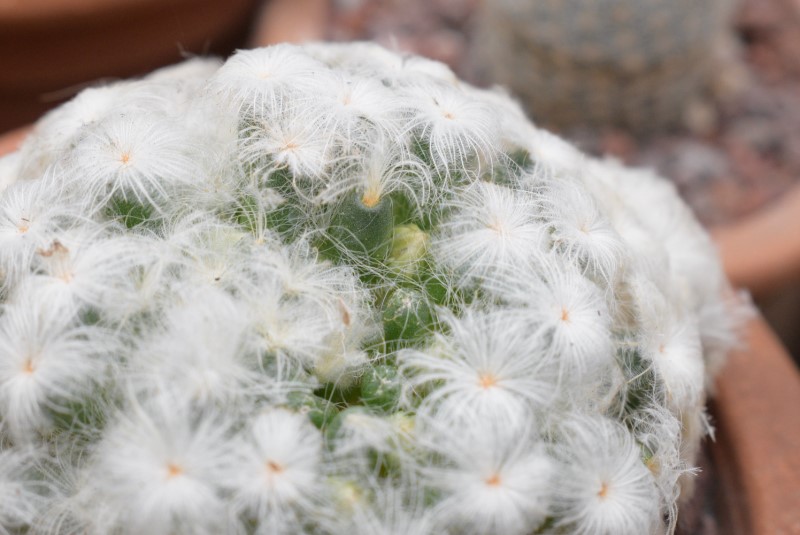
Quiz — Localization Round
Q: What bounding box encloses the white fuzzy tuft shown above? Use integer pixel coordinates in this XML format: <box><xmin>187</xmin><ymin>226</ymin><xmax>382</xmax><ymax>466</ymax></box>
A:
<box><xmin>76</xmin><ymin>397</ymin><xmax>235</xmax><ymax>535</ymax></box>
<box><xmin>400</xmin><ymin>308</ymin><xmax>558</xmax><ymax>425</ymax></box>
<box><xmin>406</xmin><ymin>83</ymin><xmax>501</xmax><ymax>177</ymax></box>
<box><xmin>228</xmin><ymin>408</ymin><xmax>325</xmax><ymax>533</ymax></box>
<box><xmin>554</xmin><ymin>415</ymin><xmax>661</xmax><ymax>535</ymax></box>
<box><xmin>68</xmin><ymin>113</ymin><xmax>198</xmax><ymax>209</ymax></box>
<box><xmin>543</xmin><ymin>179</ymin><xmax>627</xmax><ymax>286</ymax></box>
<box><xmin>419</xmin><ymin>415</ymin><xmax>554</xmax><ymax>535</ymax></box>
<box><xmin>0</xmin><ymin>301</ymin><xmax>111</xmax><ymax>443</ymax></box>
<box><xmin>432</xmin><ymin>181</ymin><xmax>549</xmax><ymax>287</ymax></box>
<box><xmin>485</xmin><ymin>257</ymin><xmax>615</xmax><ymax>379</ymax></box>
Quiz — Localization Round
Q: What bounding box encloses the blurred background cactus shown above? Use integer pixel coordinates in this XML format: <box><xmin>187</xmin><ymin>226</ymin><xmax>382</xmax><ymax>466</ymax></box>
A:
<box><xmin>473</xmin><ymin>0</ymin><xmax>739</xmax><ymax>132</ymax></box>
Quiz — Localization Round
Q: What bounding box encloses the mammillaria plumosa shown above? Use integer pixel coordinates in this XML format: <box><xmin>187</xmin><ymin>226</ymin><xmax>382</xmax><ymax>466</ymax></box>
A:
<box><xmin>0</xmin><ymin>43</ymin><xmax>743</xmax><ymax>534</ymax></box>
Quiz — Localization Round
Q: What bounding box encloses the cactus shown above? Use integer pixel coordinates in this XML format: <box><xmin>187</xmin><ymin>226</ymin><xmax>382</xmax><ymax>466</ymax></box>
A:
<box><xmin>474</xmin><ymin>0</ymin><xmax>737</xmax><ymax>132</ymax></box>
<box><xmin>0</xmin><ymin>43</ymin><xmax>744</xmax><ymax>534</ymax></box>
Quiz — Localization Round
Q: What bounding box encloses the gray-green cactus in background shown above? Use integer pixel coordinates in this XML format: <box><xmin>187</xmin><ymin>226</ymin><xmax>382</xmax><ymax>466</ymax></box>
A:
<box><xmin>0</xmin><ymin>43</ymin><xmax>746</xmax><ymax>535</ymax></box>
<box><xmin>475</xmin><ymin>0</ymin><xmax>738</xmax><ymax>132</ymax></box>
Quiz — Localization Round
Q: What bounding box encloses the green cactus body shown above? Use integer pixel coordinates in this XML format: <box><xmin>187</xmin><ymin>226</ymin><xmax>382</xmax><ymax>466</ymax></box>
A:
<box><xmin>360</xmin><ymin>364</ymin><xmax>402</xmax><ymax>410</ymax></box>
<box><xmin>286</xmin><ymin>390</ymin><xmax>340</xmax><ymax>430</ymax></box>
<box><xmin>381</xmin><ymin>287</ymin><xmax>434</xmax><ymax>347</ymax></box>
<box><xmin>106</xmin><ymin>195</ymin><xmax>154</xmax><ymax>229</ymax></box>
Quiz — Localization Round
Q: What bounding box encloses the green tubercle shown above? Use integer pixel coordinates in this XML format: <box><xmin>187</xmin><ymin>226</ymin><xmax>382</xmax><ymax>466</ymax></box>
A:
<box><xmin>234</xmin><ymin>192</ymin><xmax>304</xmax><ymax>239</ymax></box>
<box><xmin>360</xmin><ymin>364</ymin><xmax>402</xmax><ymax>411</ymax></box>
<box><xmin>382</xmin><ymin>287</ymin><xmax>434</xmax><ymax>347</ymax></box>
<box><xmin>328</xmin><ymin>190</ymin><xmax>394</xmax><ymax>260</ymax></box>
<box><xmin>325</xmin><ymin>405</ymin><xmax>374</xmax><ymax>444</ymax></box>
<box><xmin>286</xmin><ymin>390</ymin><xmax>339</xmax><ymax>430</ymax></box>
<box><xmin>105</xmin><ymin>195</ymin><xmax>153</xmax><ymax>229</ymax></box>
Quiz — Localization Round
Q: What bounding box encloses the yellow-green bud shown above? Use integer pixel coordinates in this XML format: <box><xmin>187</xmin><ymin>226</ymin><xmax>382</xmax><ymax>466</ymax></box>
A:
<box><xmin>387</xmin><ymin>223</ymin><xmax>428</xmax><ymax>276</ymax></box>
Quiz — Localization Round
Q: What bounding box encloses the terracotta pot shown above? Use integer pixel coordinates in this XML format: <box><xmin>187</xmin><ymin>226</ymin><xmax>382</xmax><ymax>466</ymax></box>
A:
<box><xmin>709</xmin><ymin>316</ymin><xmax>800</xmax><ymax>535</ymax></box>
<box><xmin>0</xmin><ymin>0</ymin><xmax>334</xmax><ymax>134</ymax></box>
<box><xmin>0</xmin><ymin>125</ymin><xmax>31</xmax><ymax>158</ymax></box>
<box><xmin>713</xmin><ymin>186</ymin><xmax>800</xmax><ymax>299</ymax></box>
<box><xmin>249</xmin><ymin>0</ymin><xmax>330</xmax><ymax>47</ymax></box>
<box><xmin>0</xmin><ymin>0</ymin><xmax>260</xmax><ymax>132</ymax></box>
<box><xmin>712</xmin><ymin>189</ymin><xmax>800</xmax><ymax>356</ymax></box>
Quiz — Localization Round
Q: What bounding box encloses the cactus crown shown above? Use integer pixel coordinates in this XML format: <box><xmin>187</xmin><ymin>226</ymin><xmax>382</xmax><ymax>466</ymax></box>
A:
<box><xmin>0</xmin><ymin>43</ymin><xmax>741</xmax><ymax>535</ymax></box>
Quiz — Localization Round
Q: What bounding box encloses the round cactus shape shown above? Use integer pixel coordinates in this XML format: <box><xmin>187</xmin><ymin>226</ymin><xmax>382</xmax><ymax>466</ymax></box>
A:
<box><xmin>475</xmin><ymin>0</ymin><xmax>737</xmax><ymax>131</ymax></box>
<box><xmin>0</xmin><ymin>43</ymin><xmax>742</xmax><ymax>534</ymax></box>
